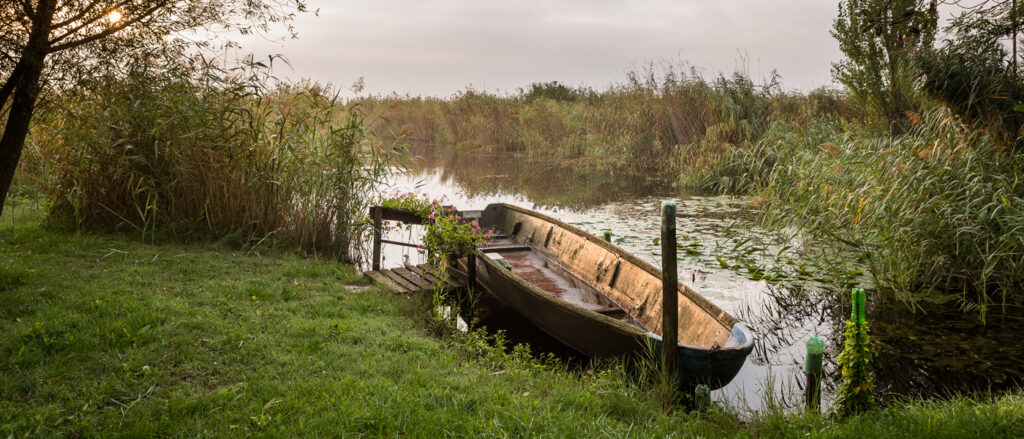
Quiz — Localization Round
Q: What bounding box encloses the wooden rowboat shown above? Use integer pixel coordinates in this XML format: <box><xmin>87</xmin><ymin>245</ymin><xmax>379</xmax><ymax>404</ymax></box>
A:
<box><xmin>461</xmin><ymin>203</ymin><xmax>753</xmax><ymax>390</ymax></box>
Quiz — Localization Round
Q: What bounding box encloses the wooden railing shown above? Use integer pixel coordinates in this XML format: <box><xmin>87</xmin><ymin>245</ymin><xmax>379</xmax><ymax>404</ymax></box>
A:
<box><xmin>369</xmin><ymin>205</ymin><xmax>426</xmax><ymax>271</ymax></box>
<box><xmin>368</xmin><ymin>205</ymin><xmax>479</xmax><ymax>305</ymax></box>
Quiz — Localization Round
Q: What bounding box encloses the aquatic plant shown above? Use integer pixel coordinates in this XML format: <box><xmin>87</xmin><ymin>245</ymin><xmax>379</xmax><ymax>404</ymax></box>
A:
<box><xmin>835</xmin><ymin>288</ymin><xmax>876</xmax><ymax>416</ymax></box>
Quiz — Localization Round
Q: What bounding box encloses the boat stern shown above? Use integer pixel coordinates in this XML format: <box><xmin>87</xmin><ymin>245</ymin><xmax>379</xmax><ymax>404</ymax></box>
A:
<box><xmin>645</xmin><ymin>322</ymin><xmax>754</xmax><ymax>391</ymax></box>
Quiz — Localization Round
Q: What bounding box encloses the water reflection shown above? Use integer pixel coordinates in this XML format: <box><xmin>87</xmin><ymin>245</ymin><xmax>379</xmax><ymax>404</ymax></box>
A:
<box><xmin>380</xmin><ymin>144</ymin><xmax>1023</xmax><ymax>412</ymax></box>
<box><xmin>410</xmin><ymin>145</ymin><xmax>674</xmax><ymax>210</ymax></box>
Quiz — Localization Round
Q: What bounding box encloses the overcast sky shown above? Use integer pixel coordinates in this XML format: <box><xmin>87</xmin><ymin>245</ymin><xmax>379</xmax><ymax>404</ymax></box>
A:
<box><xmin>236</xmin><ymin>1</ymin><xmax>848</xmax><ymax>97</ymax></box>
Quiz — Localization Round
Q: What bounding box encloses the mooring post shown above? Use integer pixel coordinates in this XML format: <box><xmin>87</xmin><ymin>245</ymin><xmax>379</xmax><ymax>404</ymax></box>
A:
<box><xmin>852</xmin><ymin>288</ymin><xmax>866</xmax><ymax>327</ymax></box>
<box><xmin>661</xmin><ymin>201</ymin><xmax>678</xmax><ymax>373</ymax></box>
<box><xmin>371</xmin><ymin>206</ymin><xmax>383</xmax><ymax>271</ymax></box>
<box><xmin>805</xmin><ymin>337</ymin><xmax>824</xmax><ymax>411</ymax></box>
<box><xmin>464</xmin><ymin>251</ymin><xmax>477</xmax><ymax>318</ymax></box>
<box><xmin>603</xmin><ymin>230</ymin><xmax>612</xmax><ymax>242</ymax></box>
<box><xmin>466</xmin><ymin>252</ymin><xmax>476</xmax><ymax>293</ymax></box>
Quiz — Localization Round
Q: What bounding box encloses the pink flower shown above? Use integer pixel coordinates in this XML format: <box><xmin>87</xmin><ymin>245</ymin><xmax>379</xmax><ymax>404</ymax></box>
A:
<box><xmin>417</xmin><ymin>244</ymin><xmax>425</xmax><ymax>249</ymax></box>
<box><xmin>472</xmin><ymin>221</ymin><xmax>479</xmax><ymax>227</ymax></box>
<box><xmin>427</xmin><ymin>214</ymin><xmax>435</xmax><ymax>220</ymax></box>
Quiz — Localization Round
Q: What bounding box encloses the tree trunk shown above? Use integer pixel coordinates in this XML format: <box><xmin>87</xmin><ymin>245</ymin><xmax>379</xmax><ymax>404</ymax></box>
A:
<box><xmin>0</xmin><ymin>0</ymin><xmax>54</xmax><ymax>218</ymax></box>
<box><xmin>0</xmin><ymin>62</ymin><xmax>44</xmax><ymax>217</ymax></box>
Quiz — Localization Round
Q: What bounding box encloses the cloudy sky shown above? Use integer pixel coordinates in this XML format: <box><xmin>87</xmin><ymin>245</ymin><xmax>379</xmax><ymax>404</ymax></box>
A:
<box><xmin>236</xmin><ymin>1</ymin><xmax>848</xmax><ymax>97</ymax></box>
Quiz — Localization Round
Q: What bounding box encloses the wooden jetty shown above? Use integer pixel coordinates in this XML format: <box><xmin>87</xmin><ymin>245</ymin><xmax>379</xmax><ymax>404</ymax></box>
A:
<box><xmin>364</xmin><ymin>205</ymin><xmax>469</xmax><ymax>295</ymax></box>
<box><xmin>365</xmin><ymin>263</ymin><xmax>463</xmax><ymax>294</ymax></box>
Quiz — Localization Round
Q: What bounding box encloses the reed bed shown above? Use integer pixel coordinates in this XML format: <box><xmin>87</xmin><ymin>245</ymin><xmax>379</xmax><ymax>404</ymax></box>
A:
<box><xmin>352</xmin><ymin>65</ymin><xmax>1024</xmax><ymax>317</ymax></box>
<box><xmin>354</xmin><ymin>66</ymin><xmax>856</xmax><ymax>181</ymax></box>
<box><xmin>14</xmin><ymin>58</ymin><xmax>1023</xmax><ymax>316</ymax></box>
<box><xmin>758</xmin><ymin>108</ymin><xmax>1024</xmax><ymax>319</ymax></box>
<box><xmin>26</xmin><ymin>58</ymin><xmax>401</xmax><ymax>261</ymax></box>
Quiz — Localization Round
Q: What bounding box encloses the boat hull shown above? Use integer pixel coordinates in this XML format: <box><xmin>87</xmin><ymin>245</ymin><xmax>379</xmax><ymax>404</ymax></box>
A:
<box><xmin>464</xmin><ymin>203</ymin><xmax>754</xmax><ymax>390</ymax></box>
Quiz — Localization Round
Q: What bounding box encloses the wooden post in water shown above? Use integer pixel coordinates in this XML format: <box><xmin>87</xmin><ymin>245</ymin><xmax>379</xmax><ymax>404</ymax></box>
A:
<box><xmin>603</xmin><ymin>230</ymin><xmax>612</xmax><ymax>242</ymax></box>
<box><xmin>661</xmin><ymin>201</ymin><xmax>678</xmax><ymax>373</ymax></box>
<box><xmin>371</xmin><ymin>206</ymin><xmax>383</xmax><ymax>271</ymax></box>
<box><xmin>466</xmin><ymin>252</ymin><xmax>476</xmax><ymax>294</ymax></box>
<box><xmin>463</xmin><ymin>250</ymin><xmax>477</xmax><ymax>317</ymax></box>
<box><xmin>805</xmin><ymin>337</ymin><xmax>824</xmax><ymax>411</ymax></box>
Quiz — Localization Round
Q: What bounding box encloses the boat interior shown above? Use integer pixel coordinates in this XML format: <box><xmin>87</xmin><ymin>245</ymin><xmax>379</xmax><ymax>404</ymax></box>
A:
<box><xmin>481</xmin><ymin>236</ymin><xmax>644</xmax><ymax>327</ymax></box>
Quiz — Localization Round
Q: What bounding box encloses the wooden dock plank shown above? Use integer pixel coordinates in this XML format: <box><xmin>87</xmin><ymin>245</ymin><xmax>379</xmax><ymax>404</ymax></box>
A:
<box><xmin>407</xmin><ymin>264</ymin><xmax>459</xmax><ymax>289</ymax></box>
<box><xmin>367</xmin><ymin>262</ymin><xmax>467</xmax><ymax>295</ymax></box>
<box><xmin>381</xmin><ymin>269</ymin><xmax>419</xmax><ymax>292</ymax></box>
<box><xmin>405</xmin><ymin>264</ymin><xmax>444</xmax><ymax>287</ymax></box>
<box><xmin>367</xmin><ymin>271</ymin><xmax>406</xmax><ymax>293</ymax></box>
<box><xmin>392</xmin><ymin>267</ymin><xmax>433</xmax><ymax>291</ymax></box>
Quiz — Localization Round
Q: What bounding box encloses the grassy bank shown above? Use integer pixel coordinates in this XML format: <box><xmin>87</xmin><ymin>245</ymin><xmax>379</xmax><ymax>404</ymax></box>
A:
<box><xmin>2</xmin><ymin>204</ymin><xmax>1023</xmax><ymax>437</ymax></box>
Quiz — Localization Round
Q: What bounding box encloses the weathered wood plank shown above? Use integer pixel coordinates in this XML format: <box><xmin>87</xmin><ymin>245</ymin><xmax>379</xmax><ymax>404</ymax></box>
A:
<box><xmin>378</xmin><ymin>206</ymin><xmax>425</xmax><ymax>224</ymax></box>
<box><xmin>392</xmin><ymin>267</ymin><xmax>432</xmax><ymax>291</ymax></box>
<box><xmin>407</xmin><ymin>264</ymin><xmax>460</xmax><ymax>289</ymax></box>
<box><xmin>480</xmin><ymin>245</ymin><xmax>531</xmax><ymax>253</ymax></box>
<box><xmin>371</xmin><ymin>207</ymin><xmax>383</xmax><ymax>271</ymax></box>
<box><xmin>380</xmin><ymin>239</ymin><xmax>422</xmax><ymax>248</ymax></box>
<box><xmin>367</xmin><ymin>271</ymin><xmax>405</xmax><ymax>293</ymax></box>
<box><xmin>381</xmin><ymin>269</ymin><xmax>419</xmax><ymax>292</ymax></box>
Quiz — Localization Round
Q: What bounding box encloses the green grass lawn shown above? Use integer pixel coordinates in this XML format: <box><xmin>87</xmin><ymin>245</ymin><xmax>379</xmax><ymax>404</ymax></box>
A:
<box><xmin>2</xmin><ymin>200</ymin><xmax>1023</xmax><ymax>438</ymax></box>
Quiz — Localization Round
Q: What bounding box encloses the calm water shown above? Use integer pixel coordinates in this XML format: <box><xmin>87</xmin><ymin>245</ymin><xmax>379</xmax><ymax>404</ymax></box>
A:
<box><xmin>376</xmin><ymin>146</ymin><xmax>1023</xmax><ymax>412</ymax></box>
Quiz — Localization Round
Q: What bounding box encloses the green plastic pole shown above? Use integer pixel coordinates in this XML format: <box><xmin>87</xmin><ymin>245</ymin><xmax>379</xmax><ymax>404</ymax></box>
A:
<box><xmin>805</xmin><ymin>337</ymin><xmax>825</xmax><ymax>411</ymax></box>
<box><xmin>852</xmin><ymin>288</ymin><xmax>866</xmax><ymax>326</ymax></box>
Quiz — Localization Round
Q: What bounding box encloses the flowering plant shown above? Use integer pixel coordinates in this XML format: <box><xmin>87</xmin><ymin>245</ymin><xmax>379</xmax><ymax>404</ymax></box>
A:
<box><xmin>379</xmin><ymin>191</ymin><xmax>495</xmax><ymax>266</ymax></box>
<box><xmin>379</xmin><ymin>191</ymin><xmax>495</xmax><ymax>329</ymax></box>
<box><xmin>422</xmin><ymin>208</ymin><xmax>494</xmax><ymax>265</ymax></box>
<box><xmin>379</xmin><ymin>190</ymin><xmax>436</xmax><ymax>219</ymax></box>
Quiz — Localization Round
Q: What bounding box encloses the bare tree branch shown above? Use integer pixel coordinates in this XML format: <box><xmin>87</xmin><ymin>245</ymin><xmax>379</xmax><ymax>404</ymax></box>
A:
<box><xmin>52</xmin><ymin>0</ymin><xmax>105</xmax><ymax>29</ymax></box>
<box><xmin>0</xmin><ymin>55</ymin><xmax>26</xmax><ymax>118</ymax></box>
<box><xmin>48</xmin><ymin>1</ymin><xmax>169</xmax><ymax>53</ymax></box>
<box><xmin>48</xmin><ymin>0</ymin><xmax>133</xmax><ymax>45</ymax></box>
<box><xmin>17</xmin><ymin>0</ymin><xmax>35</xmax><ymax>19</ymax></box>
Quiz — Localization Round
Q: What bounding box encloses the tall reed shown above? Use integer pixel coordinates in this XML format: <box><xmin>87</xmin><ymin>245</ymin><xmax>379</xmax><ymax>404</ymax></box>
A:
<box><xmin>759</xmin><ymin>108</ymin><xmax>1024</xmax><ymax>319</ymax></box>
<box><xmin>35</xmin><ymin>57</ymin><xmax>401</xmax><ymax>261</ymax></box>
<box><xmin>353</xmin><ymin>65</ymin><xmax>856</xmax><ymax>183</ymax></box>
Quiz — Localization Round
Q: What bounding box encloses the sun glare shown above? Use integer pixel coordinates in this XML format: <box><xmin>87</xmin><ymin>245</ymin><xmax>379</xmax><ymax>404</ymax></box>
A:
<box><xmin>106</xmin><ymin>10</ymin><xmax>123</xmax><ymax>24</ymax></box>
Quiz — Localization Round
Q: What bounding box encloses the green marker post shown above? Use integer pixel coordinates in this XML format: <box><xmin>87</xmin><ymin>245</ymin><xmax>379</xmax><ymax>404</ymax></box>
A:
<box><xmin>805</xmin><ymin>337</ymin><xmax>825</xmax><ymax>411</ymax></box>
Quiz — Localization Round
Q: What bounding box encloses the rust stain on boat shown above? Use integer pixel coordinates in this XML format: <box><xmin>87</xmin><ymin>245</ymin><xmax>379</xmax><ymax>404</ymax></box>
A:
<box><xmin>500</xmin><ymin>251</ymin><xmax>565</xmax><ymax>296</ymax></box>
